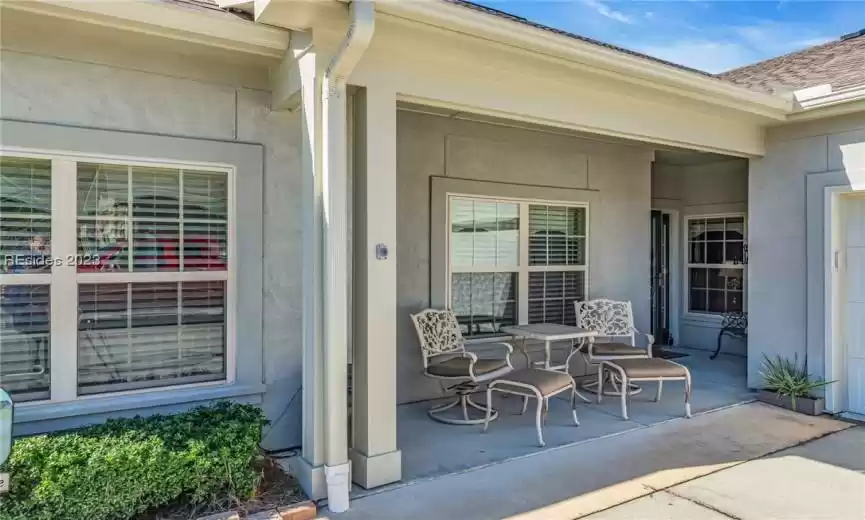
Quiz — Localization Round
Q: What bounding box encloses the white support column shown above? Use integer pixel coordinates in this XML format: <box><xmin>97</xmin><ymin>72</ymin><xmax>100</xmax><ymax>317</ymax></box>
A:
<box><xmin>287</xmin><ymin>31</ymin><xmax>327</xmax><ymax>501</ymax></box>
<box><xmin>49</xmin><ymin>159</ymin><xmax>78</xmax><ymax>402</ymax></box>
<box><xmin>350</xmin><ymin>86</ymin><xmax>402</xmax><ymax>488</ymax></box>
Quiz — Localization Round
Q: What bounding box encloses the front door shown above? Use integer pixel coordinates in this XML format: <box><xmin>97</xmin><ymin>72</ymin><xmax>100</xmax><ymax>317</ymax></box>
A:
<box><xmin>845</xmin><ymin>195</ymin><xmax>865</xmax><ymax>415</ymax></box>
<box><xmin>650</xmin><ymin>210</ymin><xmax>672</xmax><ymax>345</ymax></box>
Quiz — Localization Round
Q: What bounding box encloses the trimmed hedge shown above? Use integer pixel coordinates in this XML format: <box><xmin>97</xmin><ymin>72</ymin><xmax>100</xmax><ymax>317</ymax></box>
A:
<box><xmin>0</xmin><ymin>402</ymin><xmax>268</xmax><ymax>520</ymax></box>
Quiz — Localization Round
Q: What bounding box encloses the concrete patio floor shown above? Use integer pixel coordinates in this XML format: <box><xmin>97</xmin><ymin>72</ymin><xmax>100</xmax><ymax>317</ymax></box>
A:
<box><xmin>323</xmin><ymin>402</ymin><xmax>854</xmax><ymax>520</ymax></box>
<box><xmin>397</xmin><ymin>349</ymin><xmax>751</xmax><ymax>482</ymax></box>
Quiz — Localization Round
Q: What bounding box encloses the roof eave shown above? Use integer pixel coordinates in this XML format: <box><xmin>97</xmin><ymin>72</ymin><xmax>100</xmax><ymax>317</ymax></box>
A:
<box><xmin>786</xmin><ymin>85</ymin><xmax>865</xmax><ymax>122</ymax></box>
<box><xmin>376</xmin><ymin>0</ymin><xmax>792</xmax><ymax>120</ymax></box>
<box><xmin>4</xmin><ymin>0</ymin><xmax>289</xmax><ymax>59</ymax></box>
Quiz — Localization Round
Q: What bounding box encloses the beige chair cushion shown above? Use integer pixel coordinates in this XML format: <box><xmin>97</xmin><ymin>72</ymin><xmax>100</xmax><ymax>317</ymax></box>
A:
<box><xmin>426</xmin><ymin>357</ymin><xmax>508</xmax><ymax>377</ymax></box>
<box><xmin>591</xmin><ymin>342</ymin><xmax>647</xmax><ymax>356</ymax></box>
<box><xmin>605</xmin><ymin>358</ymin><xmax>689</xmax><ymax>378</ymax></box>
<box><xmin>493</xmin><ymin>368</ymin><xmax>574</xmax><ymax>396</ymax></box>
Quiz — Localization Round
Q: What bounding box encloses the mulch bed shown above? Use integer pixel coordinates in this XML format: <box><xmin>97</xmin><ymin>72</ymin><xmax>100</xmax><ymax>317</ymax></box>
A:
<box><xmin>143</xmin><ymin>456</ymin><xmax>307</xmax><ymax>520</ymax></box>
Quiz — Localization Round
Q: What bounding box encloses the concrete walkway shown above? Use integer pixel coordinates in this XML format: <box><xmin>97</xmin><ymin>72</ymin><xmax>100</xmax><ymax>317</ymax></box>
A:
<box><xmin>319</xmin><ymin>403</ymin><xmax>856</xmax><ymax>520</ymax></box>
<box><xmin>584</xmin><ymin>426</ymin><xmax>864</xmax><ymax>520</ymax></box>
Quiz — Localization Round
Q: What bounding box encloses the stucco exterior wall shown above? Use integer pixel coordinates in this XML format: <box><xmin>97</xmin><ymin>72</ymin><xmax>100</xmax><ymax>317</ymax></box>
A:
<box><xmin>652</xmin><ymin>158</ymin><xmax>749</xmax><ymax>354</ymax></box>
<box><xmin>396</xmin><ymin>110</ymin><xmax>653</xmax><ymax>403</ymax></box>
<box><xmin>1</xmin><ymin>16</ymin><xmax>303</xmax><ymax>450</ymax></box>
<box><xmin>748</xmin><ymin>112</ymin><xmax>865</xmax><ymax>389</ymax></box>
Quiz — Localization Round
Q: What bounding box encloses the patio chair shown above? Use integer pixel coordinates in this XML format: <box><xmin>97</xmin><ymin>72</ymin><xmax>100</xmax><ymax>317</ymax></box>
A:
<box><xmin>568</xmin><ymin>299</ymin><xmax>653</xmax><ymax>396</ymax></box>
<box><xmin>410</xmin><ymin>309</ymin><xmax>515</xmax><ymax>425</ymax></box>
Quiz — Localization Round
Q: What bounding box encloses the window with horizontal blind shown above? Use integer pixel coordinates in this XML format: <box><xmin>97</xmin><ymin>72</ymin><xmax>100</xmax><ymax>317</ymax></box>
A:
<box><xmin>448</xmin><ymin>196</ymin><xmax>588</xmax><ymax>337</ymax></box>
<box><xmin>686</xmin><ymin>215</ymin><xmax>745</xmax><ymax>314</ymax></box>
<box><xmin>0</xmin><ymin>152</ymin><xmax>232</xmax><ymax>404</ymax></box>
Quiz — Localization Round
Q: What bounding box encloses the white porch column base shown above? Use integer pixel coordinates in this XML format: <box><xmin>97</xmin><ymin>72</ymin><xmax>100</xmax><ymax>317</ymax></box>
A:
<box><xmin>287</xmin><ymin>455</ymin><xmax>327</xmax><ymax>501</ymax></box>
<box><xmin>350</xmin><ymin>448</ymin><xmax>403</xmax><ymax>489</ymax></box>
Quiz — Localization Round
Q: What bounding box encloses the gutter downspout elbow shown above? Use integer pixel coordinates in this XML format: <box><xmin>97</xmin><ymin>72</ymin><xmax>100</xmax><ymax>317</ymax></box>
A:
<box><xmin>321</xmin><ymin>0</ymin><xmax>374</xmax><ymax>514</ymax></box>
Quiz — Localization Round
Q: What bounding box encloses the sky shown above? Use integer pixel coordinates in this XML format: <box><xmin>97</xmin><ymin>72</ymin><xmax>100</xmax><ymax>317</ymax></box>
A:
<box><xmin>472</xmin><ymin>1</ymin><xmax>864</xmax><ymax>73</ymax></box>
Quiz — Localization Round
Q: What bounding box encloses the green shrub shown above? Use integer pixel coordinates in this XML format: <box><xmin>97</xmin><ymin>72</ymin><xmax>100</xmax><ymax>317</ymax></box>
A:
<box><xmin>0</xmin><ymin>401</ymin><xmax>268</xmax><ymax>520</ymax></box>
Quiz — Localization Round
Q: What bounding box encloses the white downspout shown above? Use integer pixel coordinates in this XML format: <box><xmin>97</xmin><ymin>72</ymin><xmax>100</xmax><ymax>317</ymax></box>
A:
<box><xmin>321</xmin><ymin>0</ymin><xmax>374</xmax><ymax>513</ymax></box>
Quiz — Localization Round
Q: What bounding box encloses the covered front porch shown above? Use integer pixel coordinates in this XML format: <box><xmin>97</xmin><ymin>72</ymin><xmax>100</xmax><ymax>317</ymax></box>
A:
<box><xmin>272</xmin><ymin>1</ymin><xmax>781</xmax><ymax>504</ymax></box>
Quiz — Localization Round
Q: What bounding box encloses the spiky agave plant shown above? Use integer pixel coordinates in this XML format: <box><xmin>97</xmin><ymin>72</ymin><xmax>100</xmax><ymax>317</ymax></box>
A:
<box><xmin>760</xmin><ymin>354</ymin><xmax>835</xmax><ymax>409</ymax></box>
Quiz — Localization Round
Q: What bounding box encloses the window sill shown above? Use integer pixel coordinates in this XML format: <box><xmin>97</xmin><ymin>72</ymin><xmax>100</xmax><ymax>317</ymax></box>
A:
<box><xmin>13</xmin><ymin>382</ymin><xmax>266</xmax><ymax>424</ymax></box>
<box><xmin>683</xmin><ymin>312</ymin><xmax>726</xmax><ymax>325</ymax></box>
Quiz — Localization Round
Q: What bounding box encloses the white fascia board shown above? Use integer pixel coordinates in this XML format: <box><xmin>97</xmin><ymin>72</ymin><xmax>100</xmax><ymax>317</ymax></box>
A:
<box><xmin>375</xmin><ymin>0</ymin><xmax>792</xmax><ymax>120</ymax></box>
<box><xmin>779</xmin><ymin>84</ymin><xmax>865</xmax><ymax>122</ymax></box>
<box><xmin>5</xmin><ymin>0</ymin><xmax>289</xmax><ymax>58</ymax></box>
<box><xmin>794</xmin><ymin>85</ymin><xmax>865</xmax><ymax>111</ymax></box>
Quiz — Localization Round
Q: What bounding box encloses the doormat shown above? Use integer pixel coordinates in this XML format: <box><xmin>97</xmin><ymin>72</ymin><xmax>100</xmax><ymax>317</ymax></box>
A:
<box><xmin>654</xmin><ymin>348</ymin><xmax>689</xmax><ymax>360</ymax></box>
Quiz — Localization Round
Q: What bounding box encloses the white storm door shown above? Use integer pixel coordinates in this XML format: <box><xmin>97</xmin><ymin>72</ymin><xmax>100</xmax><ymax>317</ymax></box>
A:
<box><xmin>845</xmin><ymin>195</ymin><xmax>865</xmax><ymax>415</ymax></box>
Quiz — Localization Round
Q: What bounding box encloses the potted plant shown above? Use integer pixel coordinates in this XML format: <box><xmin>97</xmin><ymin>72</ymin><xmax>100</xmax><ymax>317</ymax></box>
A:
<box><xmin>757</xmin><ymin>354</ymin><xmax>835</xmax><ymax>416</ymax></box>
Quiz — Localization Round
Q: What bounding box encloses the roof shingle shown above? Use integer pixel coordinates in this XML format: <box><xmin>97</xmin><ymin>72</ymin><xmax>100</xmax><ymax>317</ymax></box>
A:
<box><xmin>717</xmin><ymin>31</ymin><xmax>865</xmax><ymax>94</ymax></box>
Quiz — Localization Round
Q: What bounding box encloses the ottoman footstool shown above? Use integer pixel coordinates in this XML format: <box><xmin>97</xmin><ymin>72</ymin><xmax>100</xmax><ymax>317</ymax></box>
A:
<box><xmin>599</xmin><ymin>358</ymin><xmax>692</xmax><ymax>420</ymax></box>
<box><xmin>484</xmin><ymin>368</ymin><xmax>580</xmax><ymax>447</ymax></box>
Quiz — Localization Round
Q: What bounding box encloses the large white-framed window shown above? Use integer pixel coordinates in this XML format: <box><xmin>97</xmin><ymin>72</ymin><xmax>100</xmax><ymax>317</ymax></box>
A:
<box><xmin>685</xmin><ymin>214</ymin><xmax>746</xmax><ymax>315</ymax></box>
<box><xmin>0</xmin><ymin>150</ymin><xmax>234</xmax><ymax>404</ymax></box>
<box><xmin>447</xmin><ymin>194</ymin><xmax>588</xmax><ymax>337</ymax></box>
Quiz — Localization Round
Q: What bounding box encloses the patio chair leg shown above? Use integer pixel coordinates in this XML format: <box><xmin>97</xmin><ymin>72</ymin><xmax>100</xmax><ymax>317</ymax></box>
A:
<box><xmin>684</xmin><ymin>371</ymin><xmax>693</xmax><ymax>418</ymax></box>
<box><xmin>543</xmin><ymin>397</ymin><xmax>549</xmax><ymax>425</ymax></box>
<box><xmin>655</xmin><ymin>380</ymin><xmax>663</xmax><ymax>402</ymax></box>
<box><xmin>483</xmin><ymin>387</ymin><xmax>493</xmax><ymax>432</ymax></box>
<box><xmin>619</xmin><ymin>372</ymin><xmax>629</xmax><ymax>420</ymax></box>
<box><xmin>535</xmin><ymin>395</ymin><xmax>545</xmax><ymax>447</ymax></box>
<box><xmin>571</xmin><ymin>386</ymin><xmax>580</xmax><ymax>426</ymax></box>
<box><xmin>521</xmin><ymin>396</ymin><xmax>529</xmax><ymax>415</ymax></box>
<box><xmin>461</xmin><ymin>395</ymin><xmax>469</xmax><ymax>422</ymax></box>
<box><xmin>597</xmin><ymin>363</ymin><xmax>605</xmax><ymax>403</ymax></box>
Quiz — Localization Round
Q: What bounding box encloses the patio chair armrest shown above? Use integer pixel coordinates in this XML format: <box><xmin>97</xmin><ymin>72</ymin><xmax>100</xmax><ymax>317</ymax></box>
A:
<box><xmin>486</xmin><ymin>341</ymin><xmax>515</xmax><ymax>369</ymax></box>
<box><xmin>632</xmin><ymin>328</ymin><xmax>655</xmax><ymax>356</ymax></box>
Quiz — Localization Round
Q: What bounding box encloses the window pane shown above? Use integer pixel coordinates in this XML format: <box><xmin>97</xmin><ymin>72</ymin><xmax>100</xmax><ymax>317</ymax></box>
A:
<box><xmin>708</xmin><ymin>290</ymin><xmax>725</xmax><ymax>313</ymax></box>
<box><xmin>724</xmin><ymin>269</ymin><xmax>744</xmax><ymax>291</ymax></box>
<box><xmin>706</xmin><ymin>241</ymin><xmax>723</xmax><ymax>264</ymax></box>
<box><xmin>78</xmin><ymin>281</ymin><xmax>226</xmax><ymax>395</ymax></box>
<box><xmin>689</xmin><ymin>268</ymin><xmax>707</xmax><ymax>288</ymax></box>
<box><xmin>183</xmin><ymin>222</ymin><xmax>228</xmax><ymax>271</ymax></box>
<box><xmin>528</xmin><ymin>271</ymin><xmax>585</xmax><ymax>325</ymax></box>
<box><xmin>725</xmin><ymin>241</ymin><xmax>744</xmax><ymax>264</ymax></box>
<box><xmin>689</xmin><ymin>289</ymin><xmax>707</xmax><ymax>312</ymax></box>
<box><xmin>529</xmin><ymin>204</ymin><xmax>586</xmax><ymax>266</ymax></box>
<box><xmin>132</xmin><ymin>167</ymin><xmax>180</xmax><ymax>219</ymax></box>
<box><xmin>705</xmin><ymin>218</ymin><xmax>725</xmax><ymax>241</ymax></box>
<box><xmin>726</xmin><ymin>217</ymin><xmax>745</xmax><ymax>241</ymax></box>
<box><xmin>78</xmin><ymin>219</ymin><xmax>129</xmax><ymax>273</ymax></box>
<box><xmin>688</xmin><ymin>219</ymin><xmax>706</xmax><ymax>241</ymax></box>
<box><xmin>77</xmin><ymin>163</ymin><xmax>129</xmax><ymax>217</ymax></box>
<box><xmin>707</xmin><ymin>268</ymin><xmax>725</xmax><ymax>289</ymax></box>
<box><xmin>495</xmin><ymin>203</ymin><xmax>519</xmax><ymax>266</ymax></box>
<box><xmin>449</xmin><ymin>199</ymin><xmax>519</xmax><ymax>268</ymax></box>
<box><xmin>450</xmin><ymin>272</ymin><xmax>516</xmax><ymax>337</ymax></box>
<box><xmin>689</xmin><ymin>240</ymin><xmax>705</xmax><ymax>264</ymax></box>
<box><xmin>727</xmin><ymin>291</ymin><xmax>744</xmax><ymax>312</ymax></box>
<box><xmin>183</xmin><ymin>171</ymin><xmax>227</xmax><ymax>220</ymax></box>
<box><xmin>0</xmin><ymin>284</ymin><xmax>49</xmax><ymax>402</ymax></box>
<box><xmin>132</xmin><ymin>220</ymin><xmax>180</xmax><ymax>272</ymax></box>
<box><xmin>1</xmin><ymin>158</ymin><xmax>51</xmax><ymax>273</ymax></box>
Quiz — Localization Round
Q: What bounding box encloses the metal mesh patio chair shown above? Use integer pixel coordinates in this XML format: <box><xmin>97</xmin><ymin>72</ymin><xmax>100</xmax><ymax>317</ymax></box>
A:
<box><xmin>410</xmin><ymin>309</ymin><xmax>514</xmax><ymax>425</ymax></box>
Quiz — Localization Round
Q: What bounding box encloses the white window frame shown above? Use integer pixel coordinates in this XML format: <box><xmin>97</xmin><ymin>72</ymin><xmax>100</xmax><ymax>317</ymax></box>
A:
<box><xmin>445</xmin><ymin>193</ymin><xmax>589</xmax><ymax>330</ymax></box>
<box><xmin>0</xmin><ymin>148</ymin><xmax>237</xmax><ymax>406</ymax></box>
<box><xmin>684</xmin><ymin>213</ymin><xmax>747</xmax><ymax>318</ymax></box>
